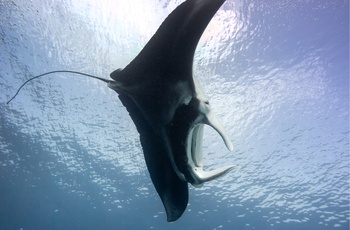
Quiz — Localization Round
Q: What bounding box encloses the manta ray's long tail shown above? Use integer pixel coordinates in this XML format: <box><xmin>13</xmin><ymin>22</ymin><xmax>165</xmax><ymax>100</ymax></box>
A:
<box><xmin>6</xmin><ymin>70</ymin><xmax>114</xmax><ymax>104</ymax></box>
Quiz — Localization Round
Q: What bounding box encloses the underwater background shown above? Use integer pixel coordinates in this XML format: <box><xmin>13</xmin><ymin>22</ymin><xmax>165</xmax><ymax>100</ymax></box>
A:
<box><xmin>0</xmin><ymin>0</ymin><xmax>349</xmax><ymax>229</ymax></box>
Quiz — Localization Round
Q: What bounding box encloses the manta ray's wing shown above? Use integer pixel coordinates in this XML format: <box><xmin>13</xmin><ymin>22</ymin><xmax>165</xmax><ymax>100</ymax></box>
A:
<box><xmin>112</xmin><ymin>0</ymin><xmax>226</xmax><ymax>84</ymax></box>
<box><xmin>117</xmin><ymin>94</ymin><xmax>188</xmax><ymax>222</ymax></box>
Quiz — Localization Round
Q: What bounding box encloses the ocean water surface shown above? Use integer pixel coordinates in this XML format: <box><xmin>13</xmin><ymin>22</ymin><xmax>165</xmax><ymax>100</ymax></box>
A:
<box><xmin>0</xmin><ymin>0</ymin><xmax>349</xmax><ymax>229</ymax></box>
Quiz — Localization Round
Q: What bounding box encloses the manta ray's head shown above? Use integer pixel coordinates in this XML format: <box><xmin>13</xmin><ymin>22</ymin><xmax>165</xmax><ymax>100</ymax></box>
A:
<box><xmin>168</xmin><ymin>78</ymin><xmax>234</xmax><ymax>187</ymax></box>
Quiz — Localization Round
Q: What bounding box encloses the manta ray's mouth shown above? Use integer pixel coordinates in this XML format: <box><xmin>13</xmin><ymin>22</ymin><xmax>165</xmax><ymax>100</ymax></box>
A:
<box><xmin>185</xmin><ymin>121</ymin><xmax>235</xmax><ymax>187</ymax></box>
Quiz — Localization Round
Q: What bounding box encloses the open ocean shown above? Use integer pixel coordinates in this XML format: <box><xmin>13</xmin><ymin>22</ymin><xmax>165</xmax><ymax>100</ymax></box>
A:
<box><xmin>0</xmin><ymin>0</ymin><xmax>349</xmax><ymax>229</ymax></box>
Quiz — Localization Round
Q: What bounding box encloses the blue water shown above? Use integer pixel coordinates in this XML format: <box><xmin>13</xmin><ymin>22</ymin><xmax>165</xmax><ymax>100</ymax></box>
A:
<box><xmin>0</xmin><ymin>0</ymin><xmax>349</xmax><ymax>229</ymax></box>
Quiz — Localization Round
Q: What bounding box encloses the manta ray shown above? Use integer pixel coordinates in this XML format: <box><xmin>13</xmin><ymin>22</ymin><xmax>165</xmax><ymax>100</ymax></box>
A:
<box><xmin>7</xmin><ymin>0</ymin><xmax>234</xmax><ymax>222</ymax></box>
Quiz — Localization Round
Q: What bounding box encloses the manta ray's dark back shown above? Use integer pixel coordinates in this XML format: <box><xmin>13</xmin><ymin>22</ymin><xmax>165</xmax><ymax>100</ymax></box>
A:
<box><xmin>108</xmin><ymin>0</ymin><xmax>228</xmax><ymax>222</ymax></box>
